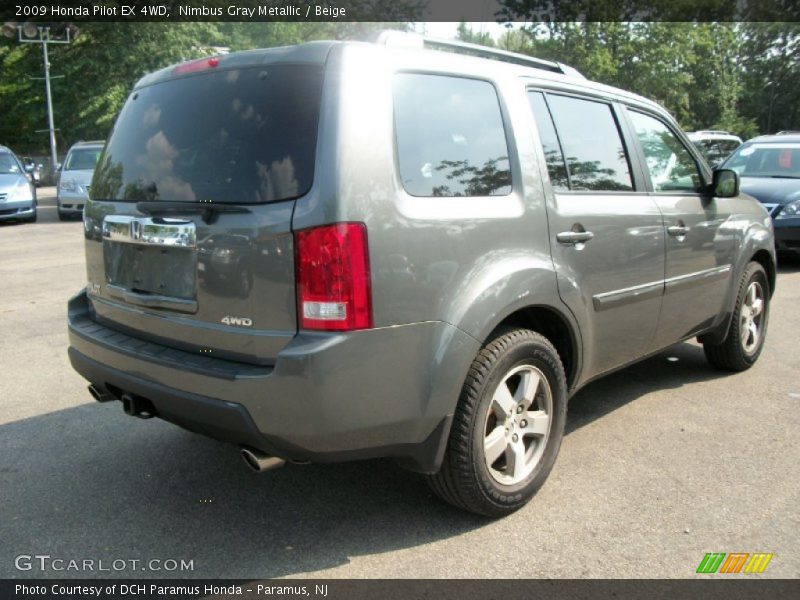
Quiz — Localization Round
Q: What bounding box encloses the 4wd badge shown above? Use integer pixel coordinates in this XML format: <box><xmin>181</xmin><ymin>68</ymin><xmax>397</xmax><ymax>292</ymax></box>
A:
<box><xmin>221</xmin><ymin>316</ymin><xmax>253</xmax><ymax>327</ymax></box>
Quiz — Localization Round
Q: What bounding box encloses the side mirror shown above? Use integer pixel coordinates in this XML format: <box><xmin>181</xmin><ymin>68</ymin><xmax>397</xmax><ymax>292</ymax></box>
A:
<box><xmin>711</xmin><ymin>168</ymin><xmax>739</xmax><ymax>198</ymax></box>
<box><xmin>55</xmin><ymin>163</ymin><xmax>62</xmax><ymax>172</ymax></box>
<box><xmin>23</xmin><ymin>163</ymin><xmax>34</xmax><ymax>173</ymax></box>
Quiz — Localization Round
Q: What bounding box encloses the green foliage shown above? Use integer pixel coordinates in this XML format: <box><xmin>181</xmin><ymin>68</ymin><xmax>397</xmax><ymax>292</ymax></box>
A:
<box><xmin>458</xmin><ymin>20</ymin><xmax>797</xmax><ymax>139</ymax></box>
<box><xmin>1</xmin><ymin>18</ymin><xmax>796</xmax><ymax>155</ymax></box>
<box><xmin>456</xmin><ymin>22</ymin><xmax>497</xmax><ymax>47</ymax></box>
<box><xmin>0</xmin><ymin>21</ymin><xmax>410</xmax><ymax>155</ymax></box>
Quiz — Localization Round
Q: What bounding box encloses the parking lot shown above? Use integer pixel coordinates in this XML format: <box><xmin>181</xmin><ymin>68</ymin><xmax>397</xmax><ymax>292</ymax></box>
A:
<box><xmin>1</xmin><ymin>189</ymin><xmax>798</xmax><ymax>579</ymax></box>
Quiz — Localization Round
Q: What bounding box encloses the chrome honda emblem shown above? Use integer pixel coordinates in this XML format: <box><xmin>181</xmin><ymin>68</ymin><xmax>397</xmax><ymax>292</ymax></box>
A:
<box><xmin>129</xmin><ymin>219</ymin><xmax>143</xmax><ymax>241</ymax></box>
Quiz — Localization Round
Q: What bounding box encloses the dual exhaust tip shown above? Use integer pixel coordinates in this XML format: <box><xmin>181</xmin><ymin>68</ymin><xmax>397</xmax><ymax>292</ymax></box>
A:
<box><xmin>240</xmin><ymin>447</ymin><xmax>286</xmax><ymax>473</ymax></box>
<box><xmin>88</xmin><ymin>384</ymin><xmax>286</xmax><ymax>473</ymax></box>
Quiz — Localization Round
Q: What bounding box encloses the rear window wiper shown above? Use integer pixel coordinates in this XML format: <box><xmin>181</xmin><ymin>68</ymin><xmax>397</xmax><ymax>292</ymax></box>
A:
<box><xmin>136</xmin><ymin>201</ymin><xmax>249</xmax><ymax>225</ymax></box>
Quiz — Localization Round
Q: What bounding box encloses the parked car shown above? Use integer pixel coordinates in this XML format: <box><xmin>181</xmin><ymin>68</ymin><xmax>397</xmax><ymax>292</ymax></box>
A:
<box><xmin>0</xmin><ymin>145</ymin><xmax>37</xmax><ymax>223</ymax></box>
<box><xmin>721</xmin><ymin>133</ymin><xmax>800</xmax><ymax>260</ymax></box>
<box><xmin>57</xmin><ymin>140</ymin><xmax>104</xmax><ymax>220</ymax></box>
<box><xmin>67</xmin><ymin>33</ymin><xmax>775</xmax><ymax>517</ymax></box>
<box><xmin>20</xmin><ymin>156</ymin><xmax>43</xmax><ymax>186</ymax></box>
<box><xmin>687</xmin><ymin>130</ymin><xmax>743</xmax><ymax>167</ymax></box>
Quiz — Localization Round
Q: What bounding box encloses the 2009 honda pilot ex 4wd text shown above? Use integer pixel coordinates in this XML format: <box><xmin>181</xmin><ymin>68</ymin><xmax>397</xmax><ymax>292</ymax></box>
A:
<box><xmin>68</xmin><ymin>32</ymin><xmax>775</xmax><ymax>517</ymax></box>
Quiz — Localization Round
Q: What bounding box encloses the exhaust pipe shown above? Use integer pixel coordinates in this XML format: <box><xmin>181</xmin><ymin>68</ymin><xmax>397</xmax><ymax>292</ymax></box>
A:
<box><xmin>241</xmin><ymin>447</ymin><xmax>286</xmax><ymax>473</ymax></box>
<box><xmin>88</xmin><ymin>384</ymin><xmax>114</xmax><ymax>403</ymax></box>
<box><xmin>121</xmin><ymin>393</ymin><xmax>156</xmax><ymax>419</ymax></box>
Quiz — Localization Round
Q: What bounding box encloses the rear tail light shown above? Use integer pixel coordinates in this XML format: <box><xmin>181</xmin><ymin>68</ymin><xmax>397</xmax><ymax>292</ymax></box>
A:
<box><xmin>295</xmin><ymin>223</ymin><xmax>372</xmax><ymax>331</ymax></box>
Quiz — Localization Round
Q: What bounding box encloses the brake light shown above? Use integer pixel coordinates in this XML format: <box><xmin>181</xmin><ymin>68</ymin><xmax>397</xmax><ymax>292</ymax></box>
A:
<box><xmin>295</xmin><ymin>223</ymin><xmax>372</xmax><ymax>331</ymax></box>
<box><xmin>173</xmin><ymin>56</ymin><xmax>220</xmax><ymax>76</ymax></box>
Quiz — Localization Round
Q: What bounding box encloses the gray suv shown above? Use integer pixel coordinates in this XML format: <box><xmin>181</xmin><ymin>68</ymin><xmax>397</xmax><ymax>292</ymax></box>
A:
<box><xmin>68</xmin><ymin>34</ymin><xmax>775</xmax><ymax>516</ymax></box>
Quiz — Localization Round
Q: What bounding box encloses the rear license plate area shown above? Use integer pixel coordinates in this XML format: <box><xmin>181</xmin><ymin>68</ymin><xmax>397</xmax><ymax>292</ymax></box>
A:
<box><xmin>103</xmin><ymin>242</ymin><xmax>196</xmax><ymax>300</ymax></box>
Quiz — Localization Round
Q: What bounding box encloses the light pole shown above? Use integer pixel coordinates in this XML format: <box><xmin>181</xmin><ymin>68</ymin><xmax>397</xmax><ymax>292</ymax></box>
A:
<box><xmin>2</xmin><ymin>22</ymin><xmax>75</xmax><ymax>177</ymax></box>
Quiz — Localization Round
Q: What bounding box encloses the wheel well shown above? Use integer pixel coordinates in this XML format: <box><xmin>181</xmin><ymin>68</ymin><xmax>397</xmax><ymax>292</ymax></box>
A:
<box><xmin>751</xmin><ymin>249</ymin><xmax>776</xmax><ymax>297</ymax></box>
<box><xmin>490</xmin><ymin>306</ymin><xmax>578</xmax><ymax>389</ymax></box>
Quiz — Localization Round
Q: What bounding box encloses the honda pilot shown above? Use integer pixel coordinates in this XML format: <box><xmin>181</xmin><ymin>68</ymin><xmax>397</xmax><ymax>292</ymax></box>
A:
<box><xmin>68</xmin><ymin>33</ymin><xmax>775</xmax><ymax>516</ymax></box>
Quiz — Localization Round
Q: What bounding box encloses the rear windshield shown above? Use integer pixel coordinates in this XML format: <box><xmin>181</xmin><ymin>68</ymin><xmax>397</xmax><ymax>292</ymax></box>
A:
<box><xmin>64</xmin><ymin>148</ymin><xmax>102</xmax><ymax>171</ymax></box>
<box><xmin>92</xmin><ymin>64</ymin><xmax>323</xmax><ymax>204</ymax></box>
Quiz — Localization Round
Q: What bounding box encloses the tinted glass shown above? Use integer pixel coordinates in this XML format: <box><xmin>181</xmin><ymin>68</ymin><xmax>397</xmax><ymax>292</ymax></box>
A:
<box><xmin>724</xmin><ymin>143</ymin><xmax>800</xmax><ymax>178</ymax></box>
<box><xmin>528</xmin><ymin>92</ymin><xmax>569</xmax><ymax>191</ymax></box>
<box><xmin>629</xmin><ymin>111</ymin><xmax>703</xmax><ymax>192</ymax></box>
<box><xmin>546</xmin><ymin>95</ymin><xmax>633</xmax><ymax>191</ymax></box>
<box><xmin>93</xmin><ymin>65</ymin><xmax>323</xmax><ymax>204</ymax></box>
<box><xmin>64</xmin><ymin>148</ymin><xmax>102</xmax><ymax>171</ymax></box>
<box><xmin>393</xmin><ymin>74</ymin><xmax>512</xmax><ymax>197</ymax></box>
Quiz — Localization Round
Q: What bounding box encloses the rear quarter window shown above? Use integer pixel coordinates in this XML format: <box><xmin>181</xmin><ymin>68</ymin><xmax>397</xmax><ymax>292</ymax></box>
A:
<box><xmin>393</xmin><ymin>73</ymin><xmax>512</xmax><ymax>197</ymax></box>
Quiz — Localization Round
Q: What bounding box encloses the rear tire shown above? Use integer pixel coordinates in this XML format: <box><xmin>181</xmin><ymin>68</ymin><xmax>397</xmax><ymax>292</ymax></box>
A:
<box><xmin>703</xmin><ymin>262</ymin><xmax>769</xmax><ymax>371</ymax></box>
<box><xmin>427</xmin><ymin>328</ymin><xmax>567</xmax><ymax>517</ymax></box>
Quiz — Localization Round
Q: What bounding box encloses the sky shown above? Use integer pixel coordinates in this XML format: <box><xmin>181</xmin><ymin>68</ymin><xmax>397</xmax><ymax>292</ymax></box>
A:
<box><xmin>414</xmin><ymin>22</ymin><xmax>518</xmax><ymax>41</ymax></box>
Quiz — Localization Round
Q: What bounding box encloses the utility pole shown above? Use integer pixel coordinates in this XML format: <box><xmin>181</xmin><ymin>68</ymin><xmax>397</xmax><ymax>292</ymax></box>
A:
<box><xmin>3</xmin><ymin>23</ymin><xmax>75</xmax><ymax>177</ymax></box>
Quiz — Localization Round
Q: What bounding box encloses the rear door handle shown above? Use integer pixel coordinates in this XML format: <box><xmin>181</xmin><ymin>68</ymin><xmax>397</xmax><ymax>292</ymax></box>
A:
<box><xmin>556</xmin><ymin>230</ymin><xmax>594</xmax><ymax>245</ymax></box>
<box><xmin>667</xmin><ymin>225</ymin><xmax>690</xmax><ymax>237</ymax></box>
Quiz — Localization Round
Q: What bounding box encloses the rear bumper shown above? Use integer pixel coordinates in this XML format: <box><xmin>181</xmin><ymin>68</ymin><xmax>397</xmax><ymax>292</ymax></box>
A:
<box><xmin>57</xmin><ymin>191</ymin><xmax>88</xmax><ymax>213</ymax></box>
<box><xmin>68</xmin><ymin>290</ymin><xmax>477</xmax><ymax>472</ymax></box>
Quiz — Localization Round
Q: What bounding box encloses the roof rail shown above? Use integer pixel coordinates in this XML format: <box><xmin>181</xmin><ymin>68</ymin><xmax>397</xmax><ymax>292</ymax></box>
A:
<box><xmin>697</xmin><ymin>130</ymin><xmax>732</xmax><ymax>135</ymax></box>
<box><xmin>377</xmin><ymin>30</ymin><xmax>584</xmax><ymax>79</ymax></box>
<box><xmin>776</xmin><ymin>130</ymin><xmax>800</xmax><ymax>135</ymax></box>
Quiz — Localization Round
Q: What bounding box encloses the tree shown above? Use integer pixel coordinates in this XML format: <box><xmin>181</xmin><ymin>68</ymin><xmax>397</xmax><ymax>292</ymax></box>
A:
<box><xmin>0</xmin><ymin>21</ymin><xmax>414</xmax><ymax>155</ymax></box>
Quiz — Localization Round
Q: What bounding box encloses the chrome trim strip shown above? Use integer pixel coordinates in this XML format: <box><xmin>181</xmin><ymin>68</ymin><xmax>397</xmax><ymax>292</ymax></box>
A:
<box><xmin>592</xmin><ymin>280</ymin><xmax>663</xmax><ymax>312</ymax></box>
<box><xmin>593</xmin><ymin>265</ymin><xmax>732</xmax><ymax>311</ymax></box>
<box><xmin>102</xmin><ymin>215</ymin><xmax>196</xmax><ymax>248</ymax></box>
<box><xmin>664</xmin><ymin>265</ymin><xmax>731</xmax><ymax>294</ymax></box>
<box><xmin>106</xmin><ymin>284</ymin><xmax>198</xmax><ymax>314</ymax></box>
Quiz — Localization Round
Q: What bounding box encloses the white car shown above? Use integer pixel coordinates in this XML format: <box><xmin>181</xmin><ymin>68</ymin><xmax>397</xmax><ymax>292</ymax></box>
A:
<box><xmin>57</xmin><ymin>140</ymin><xmax>104</xmax><ymax>221</ymax></box>
<box><xmin>687</xmin><ymin>130</ymin><xmax>743</xmax><ymax>167</ymax></box>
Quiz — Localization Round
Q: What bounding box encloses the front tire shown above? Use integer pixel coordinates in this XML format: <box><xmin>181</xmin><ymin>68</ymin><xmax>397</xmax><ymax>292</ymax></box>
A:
<box><xmin>703</xmin><ymin>262</ymin><xmax>769</xmax><ymax>371</ymax></box>
<box><xmin>427</xmin><ymin>328</ymin><xmax>567</xmax><ymax>517</ymax></box>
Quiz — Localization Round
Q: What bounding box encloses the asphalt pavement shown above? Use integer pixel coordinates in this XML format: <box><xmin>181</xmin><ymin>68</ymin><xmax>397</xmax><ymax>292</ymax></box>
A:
<box><xmin>1</xmin><ymin>188</ymin><xmax>798</xmax><ymax>578</ymax></box>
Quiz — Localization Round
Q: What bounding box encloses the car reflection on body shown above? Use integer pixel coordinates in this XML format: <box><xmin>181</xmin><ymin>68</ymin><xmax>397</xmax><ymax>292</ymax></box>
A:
<box><xmin>198</xmin><ymin>233</ymin><xmax>255</xmax><ymax>298</ymax></box>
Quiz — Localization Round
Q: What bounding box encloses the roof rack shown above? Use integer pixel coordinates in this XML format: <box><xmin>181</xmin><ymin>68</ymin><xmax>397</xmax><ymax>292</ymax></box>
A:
<box><xmin>776</xmin><ymin>130</ymin><xmax>800</xmax><ymax>135</ymax></box>
<box><xmin>377</xmin><ymin>30</ymin><xmax>584</xmax><ymax>79</ymax></box>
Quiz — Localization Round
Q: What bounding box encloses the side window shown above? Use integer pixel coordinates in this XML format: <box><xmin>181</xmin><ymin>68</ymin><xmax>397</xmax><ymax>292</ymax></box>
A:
<box><xmin>393</xmin><ymin>73</ymin><xmax>512</xmax><ymax>197</ymax></box>
<box><xmin>528</xmin><ymin>92</ymin><xmax>569</xmax><ymax>191</ymax></box>
<box><xmin>545</xmin><ymin>94</ymin><xmax>634</xmax><ymax>191</ymax></box>
<box><xmin>629</xmin><ymin>111</ymin><xmax>704</xmax><ymax>192</ymax></box>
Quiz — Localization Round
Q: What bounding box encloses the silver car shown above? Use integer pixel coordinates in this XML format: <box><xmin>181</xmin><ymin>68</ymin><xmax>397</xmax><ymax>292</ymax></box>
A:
<box><xmin>68</xmin><ymin>33</ymin><xmax>775</xmax><ymax>517</ymax></box>
<box><xmin>0</xmin><ymin>146</ymin><xmax>37</xmax><ymax>223</ymax></box>
<box><xmin>57</xmin><ymin>140</ymin><xmax>104</xmax><ymax>220</ymax></box>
